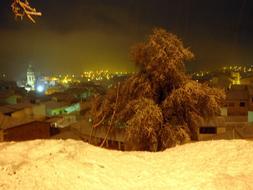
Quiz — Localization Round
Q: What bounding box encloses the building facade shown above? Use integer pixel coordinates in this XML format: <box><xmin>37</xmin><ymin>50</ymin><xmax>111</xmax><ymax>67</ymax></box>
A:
<box><xmin>0</xmin><ymin>121</ymin><xmax>50</xmax><ymax>142</ymax></box>
<box><xmin>26</xmin><ymin>65</ymin><xmax>36</xmax><ymax>91</ymax></box>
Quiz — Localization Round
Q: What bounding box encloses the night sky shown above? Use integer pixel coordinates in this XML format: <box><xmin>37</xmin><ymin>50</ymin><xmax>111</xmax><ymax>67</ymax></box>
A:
<box><xmin>0</xmin><ymin>0</ymin><xmax>253</xmax><ymax>79</ymax></box>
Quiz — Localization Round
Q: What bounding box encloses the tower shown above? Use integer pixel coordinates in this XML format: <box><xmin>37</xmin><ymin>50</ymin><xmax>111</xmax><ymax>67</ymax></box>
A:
<box><xmin>26</xmin><ymin>64</ymin><xmax>36</xmax><ymax>91</ymax></box>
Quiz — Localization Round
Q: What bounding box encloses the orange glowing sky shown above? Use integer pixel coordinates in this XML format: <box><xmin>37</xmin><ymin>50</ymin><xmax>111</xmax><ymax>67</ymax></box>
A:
<box><xmin>0</xmin><ymin>0</ymin><xmax>252</xmax><ymax>79</ymax></box>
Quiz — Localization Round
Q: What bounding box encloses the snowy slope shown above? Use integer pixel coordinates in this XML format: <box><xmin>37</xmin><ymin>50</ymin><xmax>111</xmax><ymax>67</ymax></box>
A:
<box><xmin>0</xmin><ymin>140</ymin><xmax>253</xmax><ymax>190</ymax></box>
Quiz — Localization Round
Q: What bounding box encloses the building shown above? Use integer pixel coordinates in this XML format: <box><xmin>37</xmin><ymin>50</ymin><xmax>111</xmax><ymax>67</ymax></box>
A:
<box><xmin>196</xmin><ymin>84</ymin><xmax>253</xmax><ymax>141</ymax></box>
<box><xmin>0</xmin><ymin>80</ymin><xmax>26</xmax><ymax>105</ymax></box>
<box><xmin>71</xmin><ymin>118</ymin><xmax>125</xmax><ymax>150</ymax></box>
<box><xmin>240</xmin><ymin>75</ymin><xmax>253</xmax><ymax>85</ymax></box>
<box><xmin>209</xmin><ymin>74</ymin><xmax>233</xmax><ymax>89</ymax></box>
<box><xmin>196</xmin><ymin>115</ymin><xmax>253</xmax><ymax>141</ymax></box>
<box><xmin>226</xmin><ymin>85</ymin><xmax>253</xmax><ymax>116</ymax></box>
<box><xmin>0</xmin><ymin>103</ymin><xmax>46</xmax><ymax>120</ymax></box>
<box><xmin>49</xmin><ymin>92</ymin><xmax>77</xmax><ymax>103</ymax></box>
<box><xmin>43</xmin><ymin>101</ymin><xmax>80</xmax><ymax>117</ymax></box>
<box><xmin>46</xmin><ymin>115</ymin><xmax>77</xmax><ymax>128</ymax></box>
<box><xmin>0</xmin><ymin>80</ymin><xmax>17</xmax><ymax>91</ymax></box>
<box><xmin>0</xmin><ymin>120</ymin><xmax>50</xmax><ymax>142</ymax></box>
<box><xmin>26</xmin><ymin>65</ymin><xmax>36</xmax><ymax>91</ymax></box>
<box><xmin>0</xmin><ymin>92</ymin><xmax>22</xmax><ymax>105</ymax></box>
<box><xmin>196</xmin><ymin>117</ymin><xmax>226</xmax><ymax>141</ymax></box>
<box><xmin>68</xmin><ymin>82</ymin><xmax>107</xmax><ymax>99</ymax></box>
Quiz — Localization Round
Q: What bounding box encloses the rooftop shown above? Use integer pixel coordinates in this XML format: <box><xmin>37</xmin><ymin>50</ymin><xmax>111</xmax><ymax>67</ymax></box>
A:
<box><xmin>0</xmin><ymin>102</ymin><xmax>33</xmax><ymax>114</ymax></box>
<box><xmin>43</xmin><ymin>101</ymin><xmax>70</xmax><ymax>110</ymax></box>
<box><xmin>0</xmin><ymin>113</ymin><xmax>34</xmax><ymax>130</ymax></box>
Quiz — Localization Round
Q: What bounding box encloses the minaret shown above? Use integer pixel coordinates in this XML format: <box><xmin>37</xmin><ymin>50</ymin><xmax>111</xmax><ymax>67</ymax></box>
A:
<box><xmin>26</xmin><ymin>64</ymin><xmax>36</xmax><ymax>91</ymax></box>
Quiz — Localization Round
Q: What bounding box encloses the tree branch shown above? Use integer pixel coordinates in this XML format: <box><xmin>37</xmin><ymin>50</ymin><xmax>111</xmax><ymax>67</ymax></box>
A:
<box><xmin>92</xmin><ymin>115</ymin><xmax>106</xmax><ymax>129</ymax></box>
<box><xmin>11</xmin><ymin>0</ymin><xmax>42</xmax><ymax>23</ymax></box>
<box><xmin>89</xmin><ymin>115</ymin><xmax>105</xmax><ymax>143</ymax></box>
<box><xmin>100</xmin><ymin>83</ymin><xmax>120</xmax><ymax>148</ymax></box>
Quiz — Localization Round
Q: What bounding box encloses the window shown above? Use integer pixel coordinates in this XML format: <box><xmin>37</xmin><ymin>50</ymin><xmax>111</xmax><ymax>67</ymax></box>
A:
<box><xmin>240</xmin><ymin>102</ymin><xmax>246</xmax><ymax>107</ymax></box>
<box><xmin>199</xmin><ymin>127</ymin><xmax>217</xmax><ymax>134</ymax></box>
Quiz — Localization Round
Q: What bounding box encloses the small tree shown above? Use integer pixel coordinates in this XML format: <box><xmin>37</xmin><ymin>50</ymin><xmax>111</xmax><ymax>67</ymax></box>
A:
<box><xmin>91</xmin><ymin>28</ymin><xmax>225</xmax><ymax>151</ymax></box>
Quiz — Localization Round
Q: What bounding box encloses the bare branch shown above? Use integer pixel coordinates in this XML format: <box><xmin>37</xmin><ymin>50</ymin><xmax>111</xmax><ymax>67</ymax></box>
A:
<box><xmin>100</xmin><ymin>83</ymin><xmax>120</xmax><ymax>148</ymax></box>
<box><xmin>92</xmin><ymin>115</ymin><xmax>106</xmax><ymax>129</ymax></box>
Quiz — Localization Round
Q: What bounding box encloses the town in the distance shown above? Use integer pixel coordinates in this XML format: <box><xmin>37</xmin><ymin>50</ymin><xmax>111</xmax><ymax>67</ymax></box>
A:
<box><xmin>1</xmin><ymin>63</ymin><xmax>253</xmax><ymax>149</ymax></box>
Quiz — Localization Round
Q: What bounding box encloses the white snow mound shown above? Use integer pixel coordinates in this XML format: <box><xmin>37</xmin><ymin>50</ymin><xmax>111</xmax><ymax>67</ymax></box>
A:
<box><xmin>0</xmin><ymin>139</ymin><xmax>253</xmax><ymax>190</ymax></box>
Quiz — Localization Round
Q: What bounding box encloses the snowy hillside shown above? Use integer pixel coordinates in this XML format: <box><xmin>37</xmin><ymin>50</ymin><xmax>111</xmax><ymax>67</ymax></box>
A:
<box><xmin>0</xmin><ymin>140</ymin><xmax>253</xmax><ymax>190</ymax></box>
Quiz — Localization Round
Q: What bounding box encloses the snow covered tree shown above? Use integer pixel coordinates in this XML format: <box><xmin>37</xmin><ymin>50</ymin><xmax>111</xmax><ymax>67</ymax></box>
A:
<box><xmin>11</xmin><ymin>0</ymin><xmax>41</xmax><ymax>23</ymax></box>
<box><xmin>91</xmin><ymin>28</ymin><xmax>225</xmax><ymax>151</ymax></box>
<box><xmin>162</xmin><ymin>80</ymin><xmax>225</xmax><ymax>141</ymax></box>
<box><xmin>130</xmin><ymin>28</ymin><xmax>193</xmax><ymax>103</ymax></box>
<box><xmin>124</xmin><ymin>98</ymin><xmax>163</xmax><ymax>151</ymax></box>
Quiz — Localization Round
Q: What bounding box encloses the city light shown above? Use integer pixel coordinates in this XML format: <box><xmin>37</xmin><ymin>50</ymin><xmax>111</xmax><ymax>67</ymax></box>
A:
<box><xmin>36</xmin><ymin>85</ymin><xmax>45</xmax><ymax>93</ymax></box>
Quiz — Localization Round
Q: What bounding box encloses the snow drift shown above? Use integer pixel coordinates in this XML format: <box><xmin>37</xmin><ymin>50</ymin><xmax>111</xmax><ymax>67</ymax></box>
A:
<box><xmin>0</xmin><ymin>140</ymin><xmax>253</xmax><ymax>190</ymax></box>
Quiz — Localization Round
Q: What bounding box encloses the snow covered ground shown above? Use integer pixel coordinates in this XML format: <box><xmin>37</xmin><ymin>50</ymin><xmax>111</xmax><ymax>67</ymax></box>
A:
<box><xmin>0</xmin><ymin>139</ymin><xmax>253</xmax><ymax>190</ymax></box>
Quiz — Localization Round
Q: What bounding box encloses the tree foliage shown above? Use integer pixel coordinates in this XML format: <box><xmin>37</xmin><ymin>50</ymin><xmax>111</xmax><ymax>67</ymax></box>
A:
<box><xmin>125</xmin><ymin>98</ymin><xmax>163</xmax><ymax>151</ymax></box>
<box><xmin>91</xmin><ymin>28</ymin><xmax>225</xmax><ymax>151</ymax></box>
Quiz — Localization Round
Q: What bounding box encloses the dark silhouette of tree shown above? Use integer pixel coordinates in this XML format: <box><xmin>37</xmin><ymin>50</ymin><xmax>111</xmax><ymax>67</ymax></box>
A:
<box><xmin>91</xmin><ymin>28</ymin><xmax>225</xmax><ymax>151</ymax></box>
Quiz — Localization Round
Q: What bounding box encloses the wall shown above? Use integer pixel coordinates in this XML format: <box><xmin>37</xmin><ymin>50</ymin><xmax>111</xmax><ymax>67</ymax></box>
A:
<box><xmin>0</xmin><ymin>130</ymin><xmax>3</xmax><ymax>142</ymax></box>
<box><xmin>197</xmin><ymin>119</ymin><xmax>253</xmax><ymax>141</ymax></box>
<box><xmin>224</xmin><ymin>116</ymin><xmax>248</xmax><ymax>122</ymax></box>
<box><xmin>5</xmin><ymin>95</ymin><xmax>19</xmax><ymax>105</ymax></box>
<box><xmin>197</xmin><ymin>126</ymin><xmax>226</xmax><ymax>141</ymax></box>
<box><xmin>71</xmin><ymin>119</ymin><xmax>125</xmax><ymax>150</ymax></box>
<box><xmin>48</xmin><ymin>107</ymin><xmax>67</xmax><ymax>116</ymax></box>
<box><xmin>227</xmin><ymin>100</ymin><xmax>248</xmax><ymax>116</ymax></box>
<box><xmin>221</xmin><ymin>107</ymin><xmax>228</xmax><ymax>116</ymax></box>
<box><xmin>248</xmin><ymin>112</ymin><xmax>253</xmax><ymax>122</ymax></box>
<box><xmin>32</xmin><ymin>104</ymin><xmax>46</xmax><ymax>118</ymax></box>
<box><xmin>3</xmin><ymin>121</ymin><xmax>50</xmax><ymax>141</ymax></box>
<box><xmin>11</xmin><ymin>107</ymin><xmax>33</xmax><ymax>119</ymax></box>
<box><xmin>10</xmin><ymin>104</ymin><xmax>46</xmax><ymax>120</ymax></box>
<box><xmin>47</xmin><ymin>103</ymin><xmax>80</xmax><ymax>117</ymax></box>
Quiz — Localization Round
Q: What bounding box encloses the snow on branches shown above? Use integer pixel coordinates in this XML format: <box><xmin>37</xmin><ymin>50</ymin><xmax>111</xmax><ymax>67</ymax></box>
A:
<box><xmin>125</xmin><ymin>98</ymin><xmax>163</xmax><ymax>151</ymax></box>
<box><xmin>11</xmin><ymin>0</ymin><xmax>41</xmax><ymax>23</ymax></box>
<box><xmin>91</xmin><ymin>28</ymin><xmax>225</xmax><ymax>151</ymax></box>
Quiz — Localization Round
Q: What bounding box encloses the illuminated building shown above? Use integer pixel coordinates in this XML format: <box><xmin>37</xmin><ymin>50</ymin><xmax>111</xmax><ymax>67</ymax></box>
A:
<box><xmin>26</xmin><ymin>65</ymin><xmax>36</xmax><ymax>91</ymax></box>
<box><xmin>232</xmin><ymin>72</ymin><xmax>241</xmax><ymax>85</ymax></box>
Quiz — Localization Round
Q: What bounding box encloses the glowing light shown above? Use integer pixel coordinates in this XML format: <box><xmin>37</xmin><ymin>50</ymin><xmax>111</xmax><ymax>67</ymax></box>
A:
<box><xmin>36</xmin><ymin>85</ymin><xmax>44</xmax><ymax>93</ymax></box>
